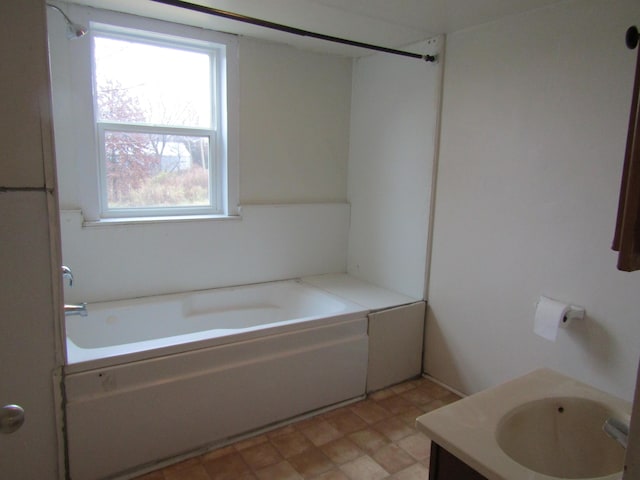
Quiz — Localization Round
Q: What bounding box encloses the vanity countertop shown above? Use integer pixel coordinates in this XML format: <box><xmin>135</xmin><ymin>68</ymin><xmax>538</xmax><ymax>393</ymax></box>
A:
<box><xmin>416</xmin><ymin>368</ymin><xmax>631</xmax><ymax>480</ymax></box>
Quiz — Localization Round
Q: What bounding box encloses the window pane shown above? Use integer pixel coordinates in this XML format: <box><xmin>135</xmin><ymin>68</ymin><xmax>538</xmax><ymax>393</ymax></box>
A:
<box><xmin>94</xmin><ymin>36</ymin><xmax>212</xmax><ymax>128</ymax></box>
<box><xmin>103</xmin><ymin>131</ymin><xmax>211</xmax><ymax>209</ymax></box>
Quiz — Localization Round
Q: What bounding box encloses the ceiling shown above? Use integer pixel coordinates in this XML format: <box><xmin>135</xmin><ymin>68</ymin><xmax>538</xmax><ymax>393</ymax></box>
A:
<box><xmin>67</xmin><ymin>0</ymin><xmax>565</xmax><ymax>56</ymax></box>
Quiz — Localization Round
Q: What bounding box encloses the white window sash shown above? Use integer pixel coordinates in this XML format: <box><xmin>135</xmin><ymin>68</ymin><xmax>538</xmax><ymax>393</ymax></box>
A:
<box><xmin>96</xmin><ymin>123</ymin><xmax>219</xmax><ymax>217</ymax></box>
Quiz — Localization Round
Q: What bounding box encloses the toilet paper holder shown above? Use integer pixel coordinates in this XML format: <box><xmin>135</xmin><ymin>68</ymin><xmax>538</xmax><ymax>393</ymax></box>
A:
<box><xmin>534</xmin><ymin>296</ymin><xmax>585</xmax><ymax>341</ymax></box>
<box><xmin>561</xmin><ymin>305</ymin><xmax>585</xmax><ymax>326</ymax></box>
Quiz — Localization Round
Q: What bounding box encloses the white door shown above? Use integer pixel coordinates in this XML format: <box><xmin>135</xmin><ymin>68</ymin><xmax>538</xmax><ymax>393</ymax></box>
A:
<box><xmin>0</xmin><ymin>1</ymin><xmax>63</xmax><ymax>478</ymax></box>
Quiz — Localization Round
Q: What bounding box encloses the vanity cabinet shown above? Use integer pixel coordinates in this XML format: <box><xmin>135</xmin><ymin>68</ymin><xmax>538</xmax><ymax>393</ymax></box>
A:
<box><xmin>429</xmin><ymin>443</ymin><xmax>488</xmax><ymax>480</ymax></box>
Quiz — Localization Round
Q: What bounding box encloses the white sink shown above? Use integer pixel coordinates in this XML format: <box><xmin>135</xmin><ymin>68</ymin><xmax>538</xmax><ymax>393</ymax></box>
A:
<box><xmin>496</xmin><ymin>397</ymin><xmax>625</xmax><ymax>478</ymax></box>
<box><xmin>416</xmin><ymin>369</ymin><xmax>631</xmax><ymax>480</ymax></box>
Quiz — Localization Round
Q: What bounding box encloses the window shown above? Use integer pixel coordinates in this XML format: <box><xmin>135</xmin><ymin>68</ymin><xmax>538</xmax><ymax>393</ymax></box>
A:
<box><xmin>92</xmin><ymin>25</ymin><xmax>227</xmax><ymax>218</ymax></box>
<box><xmin>57</xmin><ymin>9</ymin><xmax>238</xmax><ymax>222</ymax></box>
<box><xmin>92</xmin><ymin>25</ymin><xmax>223</xmax><ymax>217</ymax></box>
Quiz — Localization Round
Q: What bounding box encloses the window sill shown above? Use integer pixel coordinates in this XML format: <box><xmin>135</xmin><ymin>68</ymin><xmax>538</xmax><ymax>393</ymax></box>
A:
<box><xmin>82</xmin><ymin>213</ymin><xmax>242</xmax><ymax>227</ymax></box>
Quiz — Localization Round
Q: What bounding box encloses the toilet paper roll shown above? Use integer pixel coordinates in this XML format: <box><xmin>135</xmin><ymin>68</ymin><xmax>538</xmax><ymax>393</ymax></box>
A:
<box><xmin>533</xmin><ymin>296</ymin><xmax>569</xmax><ymax>342</ymax></box>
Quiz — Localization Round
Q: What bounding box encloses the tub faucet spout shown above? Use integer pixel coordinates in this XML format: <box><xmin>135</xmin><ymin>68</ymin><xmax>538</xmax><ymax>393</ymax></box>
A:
<box><xmin>603</xmin><ymin>417</ymin><xmax>629</xmax><ymax>449</ymax></box>
<box><xmin>65</xmin><ymin>303</ymin><xmax>88</xmax><ymax>317</ymax></box>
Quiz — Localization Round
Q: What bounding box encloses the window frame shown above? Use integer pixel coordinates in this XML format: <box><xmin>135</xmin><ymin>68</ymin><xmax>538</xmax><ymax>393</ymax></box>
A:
<box><xmin>96</xmin><ymin>124</ymin><xmax>219</xmax><ymax>218</ymax></box>
<box><xmin>91</xmin><ymin>24</ymin><xmax>222</xmax><ymax>218</ymax></box>
<box><xmin>65</xmin><ymin>8</ymin><xmax>239</xmax><ymax>223</ymax></box>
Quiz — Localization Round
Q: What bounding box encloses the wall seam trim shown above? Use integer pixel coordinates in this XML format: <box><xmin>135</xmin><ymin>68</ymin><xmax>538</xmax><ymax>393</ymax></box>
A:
<box><xmin>0</xmin><ymin>186</ymin><xmax>53</xmax><ymax>193</ymax></box>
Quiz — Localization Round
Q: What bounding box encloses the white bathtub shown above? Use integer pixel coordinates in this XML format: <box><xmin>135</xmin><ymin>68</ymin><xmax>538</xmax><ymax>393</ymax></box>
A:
<box><xmin>64</xmin><ymin>280</ymin><xmax>370</xmax><ymax>479</ymax></box>
<box><xmin>65</xmin><ymin>279</ymin><xmax>366</xmax><ymax>369</ymax></box>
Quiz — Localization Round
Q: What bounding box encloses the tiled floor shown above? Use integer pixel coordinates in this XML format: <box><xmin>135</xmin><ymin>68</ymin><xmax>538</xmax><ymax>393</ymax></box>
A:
<box><xmin>135</xmin><ymin>377</ymin><xmax>461</xmax><ymax>480</ymax></box>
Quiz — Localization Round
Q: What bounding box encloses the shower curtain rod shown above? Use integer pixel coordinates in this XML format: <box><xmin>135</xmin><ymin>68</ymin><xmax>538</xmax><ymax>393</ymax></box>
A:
<box><xmin>149</xmin><ymin>0</ymin><xmax>437</xmax><ymax>62</ymax></box>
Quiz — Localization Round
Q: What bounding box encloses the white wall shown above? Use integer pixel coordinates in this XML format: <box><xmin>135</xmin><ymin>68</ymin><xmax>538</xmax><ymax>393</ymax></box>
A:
<box><xmin>61</xmin><ymin>205</ymin><xmax>349</xmax><ymax>303</ymax></box>
<box><xmin>49</xmin><ymin>8</ymin><xmax>353</xmax><ymax>303</ymax></box>
<box><xmin>347</xmin><ymin>39</ymin><xmax>442</xmax><ymax>300</ymax></box>
<box><xmin>426</xmin><ymin>0</ymin><xmax>640</xmax><ymax>400</ymax></box>
<box><xmin>239</xmin><ymin>38</ymin><xmax>352</xmax><ymax>204</ymax></box>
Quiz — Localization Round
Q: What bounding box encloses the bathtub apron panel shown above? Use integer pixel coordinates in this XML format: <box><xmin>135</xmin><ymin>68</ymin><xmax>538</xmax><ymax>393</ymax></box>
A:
<box><xmin>65</xmin><ymin>317</ymin><xmax>368</xmax><ymax>479</ymax></box>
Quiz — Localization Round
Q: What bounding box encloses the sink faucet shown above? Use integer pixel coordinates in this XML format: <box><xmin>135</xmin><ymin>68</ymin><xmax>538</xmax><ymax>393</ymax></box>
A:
<box><xmin>62</xmin><ymin>266</ymin><xmax>73</xmax><ymax>287</ymax></box>
<box><xmin>64</xmin><ymin>302</ymin><xmax>88</xmax><ymax>317</ymax></box>
<box><xmin>603</xmin><ymin>417</ymin><xmax>629</xmax><ymax>449</ymax></box>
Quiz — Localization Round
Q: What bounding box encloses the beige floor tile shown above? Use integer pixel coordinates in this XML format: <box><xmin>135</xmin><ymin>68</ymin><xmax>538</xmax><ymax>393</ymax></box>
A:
<box><xmin>267</xmin><ymin>424</ymin><xmax>297</xmax><ymax>438</ymax></box>
<box><xmin>295</xmin><ymin>415</ymin><xmax>327</xmax><ymax>431</ymax></box>
<box><xmin>388</xmin><ymin>462</ymin><xmax>428</xmax><ymax>480</ymax></box>
<box><xmin>371</xmin><ymin>444</ymin><xmax>415</xmax><ymax>474</ymax></box>
<box><xmin>376</xmin><ymin>395</ymin><xmax>413</xmax><ymax>415</ymax></box>
<box><xmin>390</xmin><ymin>383</ymin><xmax>416</xmax><ymax>395</ymax></box>
<box><xmin>136</xmin><ymin>471</ymin><xmax>165</xmax><ymax>480</ymax></box>
<box><xmin>395</xmin><ymin>406</ymin><xmax>425</xmax><ymax>427</ymax></box>
<box><xmin>203</xmin><ymin>452</ymin><xmax>252</xmax><ymax>480</ymax></box>
<box><xmin>421</xmin><ymin>381</ymin><xmax>452</xmax><ymax>399</ymax></box>
<box><xmin>233</xmin><ymin>473</ymin><xmax>258</xmax><ymax>480</ymax></box>
<box><xmin>442</xmin><ymin>393</ymin><xmax>462</xmax><ymax>404</ymax></box>
<box><xmin>166</xmin><ymin>466</ymin><xmax>210</xmax><ymax>480</ymax></box>
<box><xmin>300</xmin><ymin>420</ymin><xmax>343</xmax><ymax>446</ymax></box>
<box><xmin>339</xmin><ymin>455</ymin><xmax>389</xmax><ymax>480</ymax></box>
<box><xmin>269</xmin><ymin>430</ymin><xmax>315</xmax><ymax>458</ymax></box>
<box><xmin>239</xmin><ymin>442</ymin><xmax>283</xmax><ymax>470</ymax></box>
<box><xmin>324</xmin><ymin>410</ymin><xmax>368</xmax><ymax>435</ymax></box>
<box><xmin>234</xmin><ymin>435</ymin><xmax>269</xmax><ymax>451</ymax></box>
<box><xmin>372</xmin><ymin>417</ymin><xmax>416</xmax><ymax>442</ymax></box>
<box><xmin>396</xmin><ymin>434</ymin><xmax>431</xmax><ymax>461</ymax></box>
<box><xmin>322</xmin><ymin>406</ymin><xmax>349</xmax><ymax>419</ymax></box>
<box><xmin>312</xmin><ymin>469</ymin><xmax>351</xmax><ymax>480</ymax></box>
<box><xmin>405</xmin><ymin>378</ymin><xmax>429</xmax><ymax>389</ymax></box>
<box><xmin>350</xmin><ymin>401</ymin><xmax>392</xmax><ymax>424</ymax></box>
<box><xmin>202</xmin><ymin>445</ymin><xmax>236</xmax><ymax>462</ymax></box>
<box><xmin>162</xmin><ymin>458</ymin><xmax>201</xmax><ymax>476</ymax></box>
<box><xmin>419</xmin><ymin>399</ymin><xmax>446</xmax><ymax>413</ymax></box>
<box><xmin>164</xmin><ymin>464</ymin><xmax>210</xmax><ymax>480</ymax></box>
<box><xmin>400</xmin><ymin>387</ymin><xmax>435</xmax><ymax>405</ymax></box>
<box><xmin>320</xmin><ymin>437</ymin><xmax>363</xmax><ymax>465</ymax></box>
<box><xmin>368</xmin><ymin>388</ymin><xmax>396</xmax><ymax>401</ymax></box>
<box><xmin>254</xmin><ymin>461</ymin><xmax>303</xmax><ymax>480</ymax></box>
<box><xmin>288</xmin><ymin>448</ymin><xmax>334</xmax><ymax>478</ymax></box>
<box><xmin>347</xmin><ymin>429</ymin><xmax>389</xmax><ymax>454</ymax></box>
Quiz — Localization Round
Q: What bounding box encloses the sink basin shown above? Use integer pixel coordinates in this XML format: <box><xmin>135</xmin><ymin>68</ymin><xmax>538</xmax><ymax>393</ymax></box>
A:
<box><xmin>416</xmin><ymin>369</ymin><xmax>632</xmax><ymax>480</ymax></box>
<box><xmin>496</xmin><ymin>397</ymin><xmax>625</xmax><ymax>478</ymax></box>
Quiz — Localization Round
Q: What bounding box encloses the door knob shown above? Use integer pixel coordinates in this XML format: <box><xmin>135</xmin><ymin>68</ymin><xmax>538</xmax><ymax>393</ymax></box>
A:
<box><xmin>0</xmin><ymin>404</ymin><xmax>25</xmax><ymax>434</ymax></box>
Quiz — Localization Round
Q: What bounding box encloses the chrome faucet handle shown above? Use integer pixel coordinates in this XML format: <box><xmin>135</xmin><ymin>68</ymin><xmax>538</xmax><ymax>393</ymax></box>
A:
<box><xmin>61</xmin><ymin>266</ymin><xmax>74</xmax><ymax>287</ymax></box>
<box><xmin>603</xmin><ymin>417</ymin><xmax>629</xmax><ymax>449</ymax></box>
